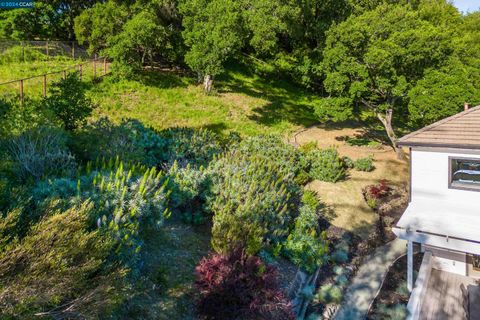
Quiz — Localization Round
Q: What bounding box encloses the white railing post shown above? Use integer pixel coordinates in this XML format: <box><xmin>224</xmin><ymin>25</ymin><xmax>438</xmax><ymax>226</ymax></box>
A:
<box><xmin>408</xmin><ymin>240</ymin><xmax>414</xmax><ymax>292</ymax></box>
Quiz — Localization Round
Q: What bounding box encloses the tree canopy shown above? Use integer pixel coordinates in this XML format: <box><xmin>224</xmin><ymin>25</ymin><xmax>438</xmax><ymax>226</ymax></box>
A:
<box><xmin>315</xmin><ymin>1</ymin><xmax>479</xmax><ymax>158</ymax></box>
<box><xmin>1</xmin><ymin>0</ymin><xmax>479</xmax><ymax>143</ymax></box>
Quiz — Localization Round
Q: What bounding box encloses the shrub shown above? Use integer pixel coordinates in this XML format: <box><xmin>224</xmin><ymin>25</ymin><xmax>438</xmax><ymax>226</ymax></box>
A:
<box><xmin>72</xmin><ymin>118</ymin><xmax>166</xmax><ymax>166</ymax></box>
<box><xmin>44</xmin><ymin>72</ymin><xmax>94</xmax><ymax>131</ymax></box>
<box><xmin>342</xmin><ymin>156</ymin><xmax>354</xmax><ymax>169</ymax></box>
<box><xmin>308</xmin><ymin>148</ymin><xmax>346</xmax><ymax>182</ymax></box>
<box><xmin>0</xmin><ymin>201</ymin><xmax>124</xmax><ymax>319</ymax></box>
<box><xmin>302</xmin><ymin>190</ymin><xmax>320</xmax><ymax>210</ymax></box>
<box><xmin>331</xmin><ymin>249</ymin><xmax>349</xmax><ymax>264</ymax></box>
<box><xmin>7</xmin><ymin>126</ymin><xmax>76</xmax><ymax>181</ymax></box>
<box><xmin>363</xmin><ymin>179</ymin><xmax>390</xmax><ymax>210</ymax></box>
<box><xmin>0</xmin><ymin>94</ymin><xmax>55</xmax><ymax>137</ymax></box>
<box><xmin>366</xmin><ymin>197</ymin><xmax>378</xmax><ymax>209</ymax></box>
<box><xmin>354</xmin><ymin>155</ymin><xmax>375</xmax><ymax>172</ymax></box>
<box><xmin>298</xmin><ymin>141</ymin><xmax>318</xmax><ymax>154</ymax></box>
<box><xmin>314</xmin><ymin>284</ymin><xmax>343</xmax><ymax>304</ymax></box>
<box><xmin>284</xmin><ymin>199</ymin><xmax>329</xmax><ymax>273</ymax></box>
<box><xmin>195</xmin><ymin>249</ymin><xmax>294</xmax><ymax>320</ymax></box>
<box><xmin>167</xmin><ymin>162</ymin><xmax>211</xmax><ymax>224</ymax></box>
<box><xmin>208</xmin><ymin>152</ymin><xmax>301</xmax><ymax>254</ymax></box>
<box><xmin>32</xmin><ymin>160</ymin><xmax>171</xmax><ymax>269</ymax></box>
<box><xmin>160</xmin><ymin>127</ymin><xmax>223</xmax><ymax>167</ymax></box>
<box><xmin>238</xmin><ymin>135</ymin><xmax>301</xmax><ymax>176</ymax></box>
<box><xmin>294</xmin><ymin>170</ymin><xmax>311</xmax><ymax>185</ymax></box>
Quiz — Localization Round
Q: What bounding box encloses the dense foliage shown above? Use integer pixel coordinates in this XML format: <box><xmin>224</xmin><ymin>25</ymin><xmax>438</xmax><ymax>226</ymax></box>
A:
<box><xmin>0</xmin><ymin>202</ymin><xmax>123</xmax><ymax>318</ymax></box>
<box><xmin>317</xmin><ymin>1</ymin><xmax>480</xmax><ymax>157</ymax></box>
<box><xmin>306</xmin><ymin>148</ymin><xmax>346</xmax><ymax>182</ymax></box>
<box><xmin>195</xmin><ymin>249</ymin><xmax>295</xmax><ymax>320</ymax></box>
<box><xmin>208</xmin><ymin>151</ymin><xmax>301</xmax><ymax>254</ymax></box>
<box><xmin>44</xmin><ymin>72</ymin><xmax>94</xmax><ymax>131</ymax></box>
<box><xmin>284</xmin><ymin>191</ymin><xmax>329</xmax><ymax>273</ymax></box>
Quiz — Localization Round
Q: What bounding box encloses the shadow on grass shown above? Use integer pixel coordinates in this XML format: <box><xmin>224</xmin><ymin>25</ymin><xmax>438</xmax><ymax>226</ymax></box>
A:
<box><xmin>138</xmin><ymin>70</ymin><xmax>192</xmax><ymax>89</ymax></box>
<box><xmin>199</xmin><ymin>122</ymin><xmax>228</xmax><ymax>135</ymax></box>
<box><xmin>217</xmin><ymin>63</ymin><xmax>318</xmax><ymax>129</ymax></box>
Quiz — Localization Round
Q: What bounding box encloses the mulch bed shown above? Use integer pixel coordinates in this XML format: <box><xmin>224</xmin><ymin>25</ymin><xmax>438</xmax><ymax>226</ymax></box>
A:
<box><xmin>367</xmin><ymin>252</ymin><xmax>423</xmax><ymax>319</ymax></box>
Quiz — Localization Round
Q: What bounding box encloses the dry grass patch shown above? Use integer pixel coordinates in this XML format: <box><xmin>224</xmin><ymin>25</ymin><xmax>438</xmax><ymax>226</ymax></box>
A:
<box><xmin>294</xmin><ymin>125</ymin><xmax>409</xmax><ymax>239</ymax></box>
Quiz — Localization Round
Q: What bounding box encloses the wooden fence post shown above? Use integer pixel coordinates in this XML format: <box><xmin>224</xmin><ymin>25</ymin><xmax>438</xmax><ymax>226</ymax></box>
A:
<box><xmin>19</xmin><ymin>79</ymin><xmax>24</xmax><ymax>105</ymax></box>
<box><xmin>79</xmin><ymin>64</ymin><xmax>83</xmax><ymax>80</ymax></box>
<box><xmin>46</xmin><ymin>41</ymin><xmax>49</xmax><ymax>57</ymax></box>
<box><xmin>103</xmin><ymin>58</ymin><xmax>107</xmax><ymax>75</ymax></box>
<box><xmin>42</xmin><ymin>74</ymin><xmax>47</xmax><ymax>97</ymax></box>
<box><xmin>63</xmin><ymin>70</ymin><xmax>67</xmax><ymax>80</ymax></box>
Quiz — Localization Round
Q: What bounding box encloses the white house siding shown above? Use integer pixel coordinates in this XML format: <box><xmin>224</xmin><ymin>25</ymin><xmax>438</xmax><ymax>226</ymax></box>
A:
<box><xmin>408</xmin><ymin>147</ymin><xmax>480</xmax><ymax>277</ymax></box>
<box><xmin>411</xmin><ymin>148</ymin><xmax>480</xmax><ymax>204</ymax></box>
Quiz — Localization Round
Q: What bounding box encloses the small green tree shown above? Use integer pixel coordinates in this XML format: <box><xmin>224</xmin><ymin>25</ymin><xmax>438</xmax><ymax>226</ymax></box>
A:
<box><xmin>317</xmin><ymin>2</ymin><xmax>459</xmax><ymax>158</ymax></box>
<box><xmin>44</xmin><ymin>72</ymin><xmax>94</xmax><ymax>131</ymax></box>
<box><xmin>106</xmin><ymin>9</ymin><xmax>172</xmax><ymax>77</ymax></box>
<box><xmin>180</xmin><ymin>0</ymin><xmax>244</xmax><ymax>92</ymax></box>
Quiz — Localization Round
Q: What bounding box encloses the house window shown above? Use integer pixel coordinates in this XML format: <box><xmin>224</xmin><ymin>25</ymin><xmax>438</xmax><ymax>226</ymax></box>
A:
<box><xmin>449</xmin><ymin>157</ymin><xmax>480</xmax><ymax>191</ymax></box>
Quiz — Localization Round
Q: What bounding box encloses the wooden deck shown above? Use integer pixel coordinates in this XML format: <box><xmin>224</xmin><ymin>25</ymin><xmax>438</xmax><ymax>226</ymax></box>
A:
<box><xmin>420</xmin><ymin>269</ymin><xmax>479</xmax><ymax>320</ymax></box>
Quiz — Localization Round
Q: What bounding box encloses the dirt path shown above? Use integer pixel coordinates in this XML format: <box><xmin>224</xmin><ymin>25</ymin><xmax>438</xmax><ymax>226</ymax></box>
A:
<box><xmin>293</xmin><ymin>125</ymin><xmax>408</xmax><ymax>239</ymax></box>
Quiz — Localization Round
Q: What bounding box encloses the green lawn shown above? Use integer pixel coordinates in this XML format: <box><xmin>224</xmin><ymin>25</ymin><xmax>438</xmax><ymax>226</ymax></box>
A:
<box><xmin>88</xmin><ymin>65</ymin><xmax>319</xmax><ymax>136</ymax></box>
<box><xmin>0</xmin><ymin>59</ymin><xmax>105</xmax><ymax>97</ymax></box>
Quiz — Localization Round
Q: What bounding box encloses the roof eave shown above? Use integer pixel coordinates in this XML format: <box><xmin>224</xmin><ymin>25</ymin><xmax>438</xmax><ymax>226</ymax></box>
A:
<box><xmin>397</xmin><ymin>141</ymin><xmax>480</xmax><ymax>150</ymax></box>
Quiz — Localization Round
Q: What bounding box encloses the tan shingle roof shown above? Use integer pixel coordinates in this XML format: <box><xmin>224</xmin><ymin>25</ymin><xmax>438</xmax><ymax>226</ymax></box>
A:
<box><xmin>398</xmin><ymin>105</ymin><xmax>480</xmax><ymax>149</ymax></box>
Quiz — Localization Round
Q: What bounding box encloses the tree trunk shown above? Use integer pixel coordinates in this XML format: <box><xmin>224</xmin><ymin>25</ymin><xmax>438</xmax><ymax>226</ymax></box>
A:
<box><xmin>203</xmin><ymin>74</ymin><xmax>213</xmax><ymax>93</ymax></box>
<box><xmin>376</xmin><ymin>109</ymin><xmax>405</xmax><ymax>160</ymax></box>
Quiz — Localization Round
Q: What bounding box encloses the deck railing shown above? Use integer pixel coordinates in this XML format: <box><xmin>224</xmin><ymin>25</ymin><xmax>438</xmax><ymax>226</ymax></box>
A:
<box><xmin>407</xmin><ymin>251</ymin><xmax>433</xmax><ymax>320</ymax></box>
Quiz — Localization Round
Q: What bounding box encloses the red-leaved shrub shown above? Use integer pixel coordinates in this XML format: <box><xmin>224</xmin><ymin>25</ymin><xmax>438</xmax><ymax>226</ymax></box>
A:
<box><xmin>364</xmin><ymin>179</ymin><xmax>390</xmax><ymax>200</ymax></box>
<box><xmin>195</xmin><ymin>249</ymin><xmax>294</xmax><ymax>320</ymax></box>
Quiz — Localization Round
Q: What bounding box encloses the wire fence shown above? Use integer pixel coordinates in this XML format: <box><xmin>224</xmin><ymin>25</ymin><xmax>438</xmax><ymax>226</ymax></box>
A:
<box><xmin>0</xmin><ymin>40</ymin><xmax>110</xmax><ymax>103</ymax></box>
<box><xmin>0</xmin><ymin>40</ymin><xmax>92</xmax><ymax>60</ymax></box>
<box><xmin>0</xmin><ymin>57</ymin><xmax>110</xmax><ymax>104</ymax></box>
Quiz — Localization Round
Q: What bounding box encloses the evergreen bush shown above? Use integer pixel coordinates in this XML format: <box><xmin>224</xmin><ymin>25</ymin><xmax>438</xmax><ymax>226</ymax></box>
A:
<box><xmin>0</xmin><ymin>201</ymin><xmax>124</xmax><ymax>319</ymax></box>
<box><xmin>160</xmin><ymin>127</ymin><xmax>223</xmax><ymax>167</ymax></box>
<box><xmin>208</xmin><ymin>152</ymin><xmax>301</xmax><ymax>254</ymax></box>
<box><xmin>354</xmin><ymin>155</ymin><xmax>375</xmax><ymax>172</ymax></box>
<box><xmin>237</xmin><ymin>134</ymin><xmax>301</xmax><ymax>177</ymax></box>
<box><xmin>314</xmin><ymin>284</ymin><xmax>343</xmax><ymax>304</ymax></box>
<box><xmin>31</xmin><ymin>159</ymin><xmax>171</xmax><ymax>269</ymax></box>
<box><xmin>72</xmin><ymin>118</ymin><xmax>166</xmax><ymax>166</ymax></box>
<box><xmin>284</xmin><ymin>191</ymin><xmax>329</xmax><ymax>273</ymax></box>
<box><xmin>167</xmin><ymin>161</ymin><xmax>211</xmax><ymax>224</ymax></box>
<box><xmin>44</xmin><ymin>72</ymin><xmax>94</xmax><ymax>131</ymax></box>
<box><xmin>308</xmin><ymin>148</ymin><xmax>346</xmax><ymax>182</ymax></box>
